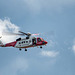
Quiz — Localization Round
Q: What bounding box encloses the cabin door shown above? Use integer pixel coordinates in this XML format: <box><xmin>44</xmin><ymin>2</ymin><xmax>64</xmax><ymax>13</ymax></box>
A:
<box><xmin>32</xmin><ymin>38</ymin><xmax>36</xmax><ymax>45</ymax></box>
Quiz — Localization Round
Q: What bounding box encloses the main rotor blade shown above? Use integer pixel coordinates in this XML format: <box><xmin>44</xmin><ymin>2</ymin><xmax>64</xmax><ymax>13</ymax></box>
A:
<box><xmin>2</xmin><ymin>32</ymin><xmax>24</xmax><ymax>36</ymax></box>
<box><xmin>18</xmin><ymin>31</ymin><xmax>28</xmax><ymax>35</ymax></box>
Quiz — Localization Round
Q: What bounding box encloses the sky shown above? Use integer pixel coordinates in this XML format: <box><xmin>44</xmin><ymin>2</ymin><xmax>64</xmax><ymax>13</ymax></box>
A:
<box><xmin>0</xmin><ymin>0</ymin><xmax>75</xmax><ymax>75</ymax></box>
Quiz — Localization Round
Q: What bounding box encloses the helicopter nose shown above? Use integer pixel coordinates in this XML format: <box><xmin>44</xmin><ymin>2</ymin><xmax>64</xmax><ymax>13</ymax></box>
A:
<box><xmin>45</xmin><ymin>41</ymin><xmax>48</xmax><ymax>44</ymax></box>
<box><xmin>42</xmin><ymin>41</ymin><xmax>48</xmax><ymax>45</ymax></box>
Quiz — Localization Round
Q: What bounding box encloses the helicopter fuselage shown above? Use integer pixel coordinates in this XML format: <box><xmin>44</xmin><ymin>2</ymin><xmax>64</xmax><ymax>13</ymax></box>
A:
<box><xmin>4</xmin><ymin>37</ymin><xmax>47</xmax><ymax>50</ymax></box>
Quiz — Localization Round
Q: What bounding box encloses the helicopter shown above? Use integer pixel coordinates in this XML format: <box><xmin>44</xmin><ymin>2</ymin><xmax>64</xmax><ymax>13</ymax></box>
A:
<box><xmin>0</xmin><ymin>31</ymin><xmax>48</xmax><ymax>51</ymax></box>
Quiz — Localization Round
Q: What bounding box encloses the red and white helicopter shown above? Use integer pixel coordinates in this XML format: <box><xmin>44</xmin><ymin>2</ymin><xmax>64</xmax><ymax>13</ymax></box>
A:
<box><xmin>0</xmin><ymin>31</ymin><xmax>47</xmax><ymax>51</ymax></box>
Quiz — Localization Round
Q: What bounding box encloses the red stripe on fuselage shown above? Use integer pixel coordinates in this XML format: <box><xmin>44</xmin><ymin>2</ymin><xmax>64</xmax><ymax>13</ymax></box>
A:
<box><xmin>5</xmin><ymin>41</ymin><xmax>17</xmax><ymax>47</ymax></box>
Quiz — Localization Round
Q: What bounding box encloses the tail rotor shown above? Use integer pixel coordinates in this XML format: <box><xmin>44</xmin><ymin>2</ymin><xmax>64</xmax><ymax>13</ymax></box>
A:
<box><xmin>0</xmin><ymin>36</ymin><xmax>4</xmax><ymax>47</ymax></box>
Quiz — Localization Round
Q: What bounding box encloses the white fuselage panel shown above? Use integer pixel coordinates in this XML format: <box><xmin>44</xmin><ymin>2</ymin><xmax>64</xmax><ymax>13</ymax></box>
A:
<box><xmin>15</xmin><ymin>38</ymin><xmax>32</xmax><ymax>48</ymax></box>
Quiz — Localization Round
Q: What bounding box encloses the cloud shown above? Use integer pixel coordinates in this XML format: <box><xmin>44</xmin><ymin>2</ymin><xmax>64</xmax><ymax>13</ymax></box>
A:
<box><xmin>72</xmin><ymin>39</ymin><xmax>75</xmax><ymax>54</ymax></box>
<box><xmin>41</xmin><ymin>50</ymin><xmax>59</xmax><ymax>57</ymax></box>
<box><xmin>72</xmin><ymin>40</ymin><xmax>75</xmax><ymax>53</ymax></box>
<box><xmin>72</xmin><ymin>45</ymin><xmax>75</xmax><ymax>53</ymax></box>
<box><xmin>0</xmin><ymin>18</ymin><xmax>20</xmax><ymax>43</ymax></box>
<box><xmin>24</xmin><ymin>0</ymin><xmax>75</xmax><ymax>13</ymax></box>
<box><xmin>0</xmin><ymin>57</ymin><xmax>28</xmax><ymax>75</ymax></box>
<box><xmin>48</xmin><ymin>40</ymin><xmax>57</xmax><ymax>47</ymax></box>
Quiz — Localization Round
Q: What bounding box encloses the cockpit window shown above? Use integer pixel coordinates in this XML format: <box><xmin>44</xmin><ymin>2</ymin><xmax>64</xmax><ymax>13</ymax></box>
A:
<box><xmin>41</xmin><ymin>38</ymin><xmax>44</xmax><ymax>41</ymax></box>
<box><xmin>38</xmin><ymin>38</ymin><xmax>42</xmax><ymax>42</ymax></box>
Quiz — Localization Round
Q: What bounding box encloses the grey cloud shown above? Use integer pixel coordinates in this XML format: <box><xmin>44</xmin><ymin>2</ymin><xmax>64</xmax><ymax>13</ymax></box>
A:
<box><xmin>24</xmin><ymin>0</ymin><xmax>75</xmax><ymax>13</ymax></box>
<box><xmin>0</xmin><ymin>57</ymin><xmax>28</xmax><ymax>75</ymax></box>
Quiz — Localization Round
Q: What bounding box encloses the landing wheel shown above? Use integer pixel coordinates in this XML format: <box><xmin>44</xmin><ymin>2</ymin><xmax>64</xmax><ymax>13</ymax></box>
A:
<box><xmin>25</xmin><ymin>49</ymin><xmax>27</xmax><ymax>51</ymax></box>
<box><xmin>19</xmin><ymin>48</ymin><xmax>21</xmax><ymax>51</ymax></box>
<box><xmin>40</xmin><ymin>46</ymin><xmax>42</xmax><ymax>49</ymax></box>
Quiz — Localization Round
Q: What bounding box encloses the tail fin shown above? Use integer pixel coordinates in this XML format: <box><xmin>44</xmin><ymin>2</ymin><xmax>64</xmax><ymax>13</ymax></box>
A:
<box><xmin>0</xmin><ymin>36</ymin><xmax>4</xmax><ymax>47</ymax></box>
<box><xmin>0</xmin><ymin>40</ymin><xmax>3</xmax><ymax>46</ymax></box>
